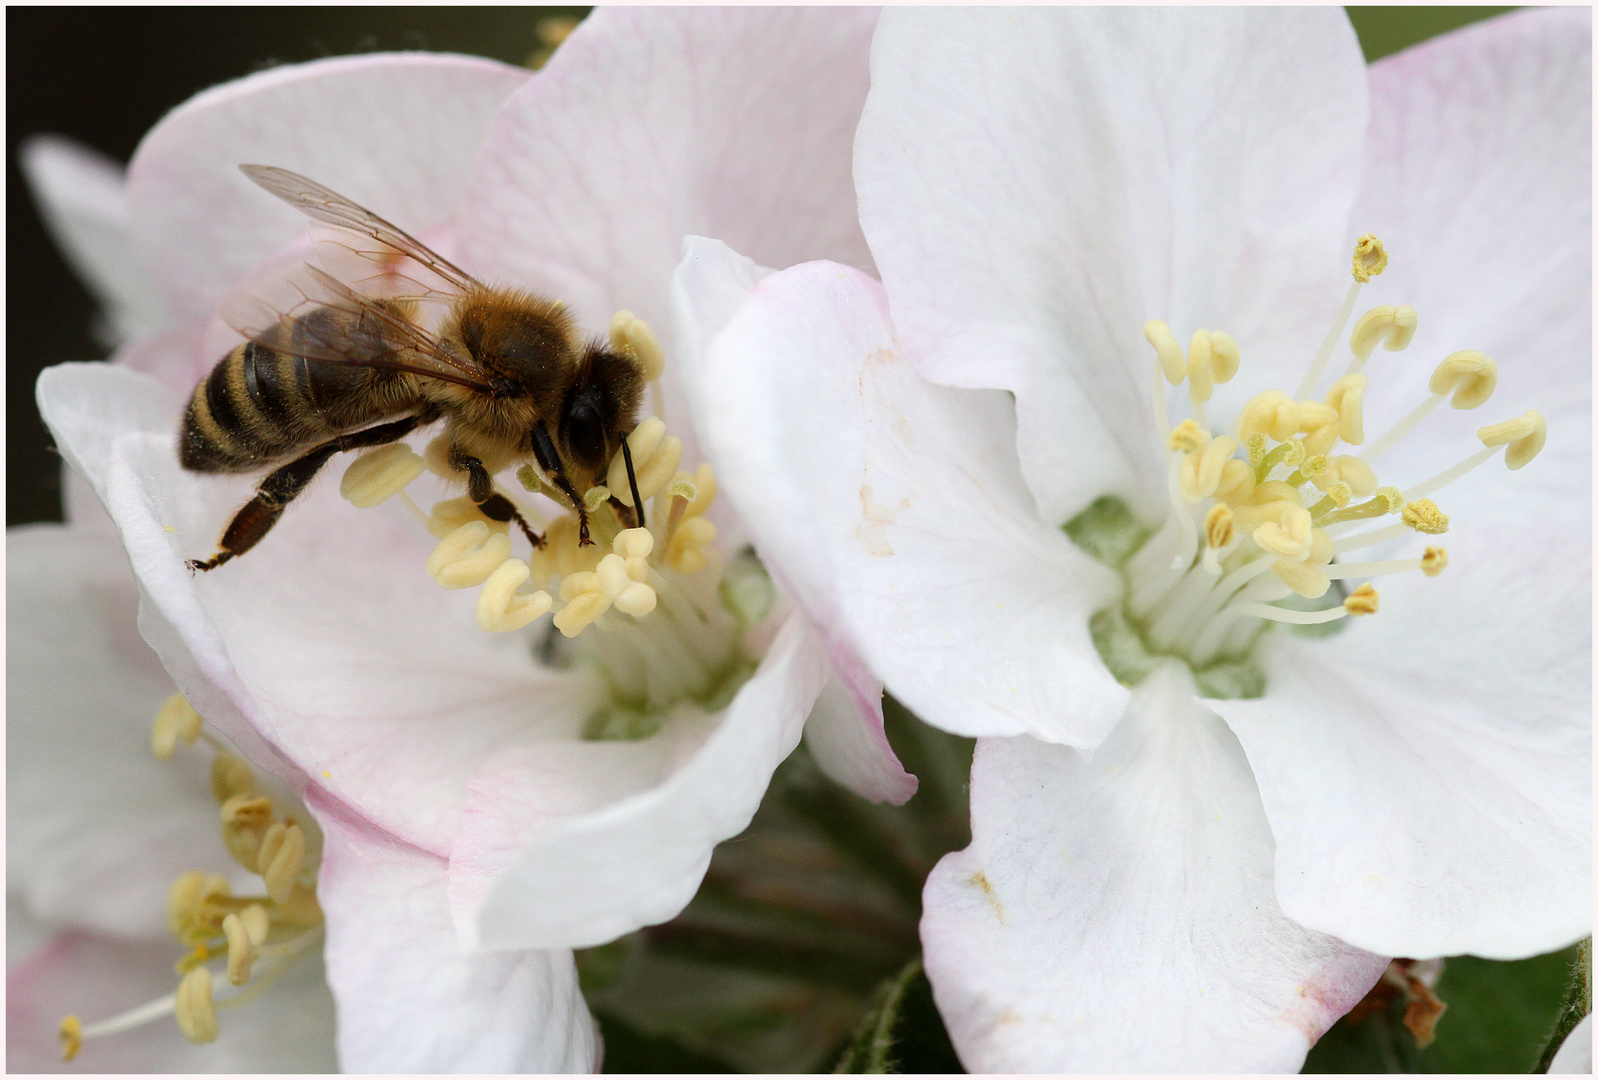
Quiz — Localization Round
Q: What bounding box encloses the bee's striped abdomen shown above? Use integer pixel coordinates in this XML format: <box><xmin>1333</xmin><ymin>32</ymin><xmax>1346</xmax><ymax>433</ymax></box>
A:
<box><xmin>180</xmin><ymin>338</ymin><xmax>406</xmax><ymax>474</ymax></box>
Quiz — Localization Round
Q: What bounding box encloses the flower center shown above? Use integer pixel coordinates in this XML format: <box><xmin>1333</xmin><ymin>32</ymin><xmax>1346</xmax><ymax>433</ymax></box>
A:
<box><xmin>334</xmin><ymin>311</ymin><xmax>766</xmax><ymax>740</ymax></box>
<box><xmin>1065</xmin><ymin>235</ymin><xmax>1546</xmax><ymax>699</ymax></box>
<box><xmin>59</xmin><ymin>695</ymin><xmax>324</xmax><ymax>1061</ymax></box>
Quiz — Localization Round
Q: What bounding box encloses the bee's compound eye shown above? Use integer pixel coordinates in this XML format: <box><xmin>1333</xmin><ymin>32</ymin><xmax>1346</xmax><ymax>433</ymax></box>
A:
<box><xmin>565</xmin><ymin>402</ymin><xmax>607</xmax><ymax>469</ymax></box>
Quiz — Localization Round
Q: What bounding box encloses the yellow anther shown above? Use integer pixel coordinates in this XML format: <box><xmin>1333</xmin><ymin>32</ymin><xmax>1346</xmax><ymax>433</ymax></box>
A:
<box><xmin>59</xmin><ymin>1015</ymin><xmax>81</xmax><ymax>1061</ymax></box>
<box><xmin>222</xmin><ymin>912</ymin><xmax>254</xmax><ymax>986</ymax></box>
<box><xmin>1351</xmin><ymin>234</ymin><xmax>1388</xmax><ymax>283</ymax></box>
<box><xmin>1187</xmin><ymin>329</ymin><xmax>1218</xmax><ymax>403</ymax></box>
<box><xmin>1144</xmin><ymin>320</ymin><xmax>1186</xmax><ymax>384</ymax></box>
<box><xmin>666</xmin><ymin>517</ymin><xmax>717</xmax><ymax>574</ymax></box>
<box><xmin>583</xmin><ymin>485</ymin><xmax>611</xmax><ymax>512</ymax></box>
<box><xmin>476</xmin><ymin>559</ymin><xmax>554</xmax><ymax>634</ymax></box>
<box><xmin>1301</xmin><ymin>423</ymin><xmax>1341</xmax><ymax>457</ymax></box>
<box><xmin>597</xmin><ymin>553</ymin><xmax>657</xmax><ymax>617</ymax></box>
<box><xmin>262</xmin><ymin>823</ymin><xmax>306</xmax><ymax>906</ymax></box>
<box><xmin>221</xmin><ymin>793</ymin><xmax>273</xmax><ymax>830</ymax></box>
<box><xmin>426</xmin><ymin>521</ymin><xmax>512</xmax><ymax>589</ymax></box>
<box><xmin>1209</xmin><ymin>331</ymin><xmax>1241</xmax><ymax>383</ymax></box>
<box><xmin>614</xmin><ymin>527</ymin><xmax>653</xmax><ymax>560</ymax></box>
<box><xmin>1478</xmin><ymin>409</ymin><xmax>1546</xmax><ymax>469</ymax></box>
<box><xmin>1273</xmin><ymin>558</ymin><xmax>1331</xmax><ymax>599</ymax></box>
<box><xmin>545</xmin><ymin>514</ymin><xmax>604</xmax><ymax>578</ymax></box>
<box><xmin>1421</xmin><ymin>546</ymin><xmax>1448</xmax><ymax>577</ymax></box>
<box><xmin>175</xmin><ymin>966</ymin><xmax>219</xmax><ymax>1045</ymax></box>
<box><xmin>151</xmin><ymin>693</ymin><xmax>203</xmax><ymax>762</ymax></box>
<box><xmin>553</xmin><ymin>590</ymin><xmax>611</xmax><ymax>638</ymax></box>
<box><xmin>1308</xmin><ymin>527</ymin><xmax>1335</xmax><ymax>567</ymax></box>
<box><xmin>1238</xmin><ymin>390</ymin><xmax>1300</xmax><ymax>443</ymax></box>
<box><xmin>1253</xmin><ymin>504</ymin><xmax>1315</xmax><ymax>561</ymax></box>
<box><xmin>257</xmin><ymin>822</ymin><xmax>287</xmax><ymax>875</ymax></box>
<box><xmin>1401</xmin><ymin>499</ymin><xmax>1450</xmax><ymax>535</ymax></box>
<box><xmin>1324</xmin><ymin>373</ymin><xmax>1368</xmax><ymax>445</ymax></box>
<box><xmin>426</xmin><ymin>497</ymin><xmax>508</xmax><ymax>540</ymax></box>
<box><xmin>239</xmin><ymin>903</ymin><xmax>271</xmax><ymax>947</ymax></box>
<box><xmin>206</xmin><ymin>752</ymin><xmax>255</xmax><ymax>807</ymax></box>
<box><xmin>609</xmin><ymin>310</ymin><xmax>667</xmax><ymax>383</ymax></box>
<box><xmin>1168</xmin><ymin>419</ymin><xmax>1208</xmax><ymax>453</ymax></box>
<box><xmin>1429</xmin><ymin>350</ymin><xmax>1497</xmax><ymax>409</ymax></box>
<box><xmin>1251</xmin><ymin>480</ymin><xmax>1303</xmax><ymax>506</ymax></box>
<box><xmin>340</xmin><ymin>444</ymin><xmax>425</xmax><ymax>508</ymax></box>
<box><xmin>168</xmin><ymin>872</ymin><xmax>230</xmax><ymax>939</ymax></box>
<box><xmin>1344</xmin><ymin>583</ymin><xmax>1380</xmax><ymax>615</ymax></box>
<box><xmin>1213</xmin><ymin>459</ymin><xmax>1255</xmax><ymax>505</ymax></box>
<box><xmin>1204</xmin><ymin>503</ymin><xmax>1234</xmax><ymax>549</ymax></box>
<box><xmin>1349</xmin><ymin>304</ymin><xmax>1417</xmax><ymax>359</ymax></box>
<box><xmin>1315</xmin><ymin>455</ymin><xmax>1378</xmax><ymax>498</ymax></box>
<box><xmin>1296</xmin><ymin>401</ymin><xmax>1339</xmax><ymax>431</ymax></box>
<box><xmin>1180</xmin><ymin>435</ymin><xmax>1237</xmax><ymax>502</ymax></box>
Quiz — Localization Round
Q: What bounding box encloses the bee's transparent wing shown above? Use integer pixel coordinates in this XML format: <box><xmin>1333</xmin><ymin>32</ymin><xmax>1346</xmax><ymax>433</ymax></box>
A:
<box><xmin>240</xmin><ymin>164</ymin><xmax>481</xmax><ymax>295</ymax></box>
<box><xmin>218</xmin><ymin>262</ymin><xmax>496</xmax><ymax>391</ymax></box>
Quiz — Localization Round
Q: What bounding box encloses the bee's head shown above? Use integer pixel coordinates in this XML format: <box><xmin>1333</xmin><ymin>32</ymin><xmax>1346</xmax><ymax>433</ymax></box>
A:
<box><xmin>557</xmin><ymin>346</ymin><xmax>645</xmax><ymax>482</ymax></box>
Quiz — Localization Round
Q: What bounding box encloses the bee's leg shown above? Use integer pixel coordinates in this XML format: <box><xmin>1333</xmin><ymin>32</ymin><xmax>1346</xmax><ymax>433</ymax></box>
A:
<box><xmin>619</xmin><ymin>435</ymin><xmax>645</xmax><ymax>530</ymax></box>
<box><xmin>448</xmin><ymin>448</ymin><xmax>545</xmax><ymax>550</ymax></box>
<box><xmin>529</xmin><ymin>423</ymin><xmax>593</xmax><ymax>546</ymax></box>
<box><xmin>187</xmin><ymin>412</ymin><xmax>432</xmax><ymax>572</ymax></box>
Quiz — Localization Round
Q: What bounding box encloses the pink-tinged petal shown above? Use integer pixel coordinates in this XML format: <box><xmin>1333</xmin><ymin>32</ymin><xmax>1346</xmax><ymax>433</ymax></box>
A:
<box><xmin>310</xmin><ymin>788</ymin><xmax>595</xmax><ymax>1072</ymax></box>
<box><xmin>455</xmin><ymin>613</ymin><xmax>829</xmax><ymax>950</ymax></box>
<box><xmin>1349</xmin><ymin>7</ymin><xmax>1590</xmax><ymax>512</ymax></box>
<box><xmin>19</xmin><ymin>136</ymin><xmax>165</xmax><ymax>347</ymax></box>
<box><xmin>1550</xmin><ymin>1013</ymin><xmax>1593</xmax><ymax>1074</ymax></box>
<box><xmin>38</xmin><ymin>363</ymin><xmax>303</xmax><ymax>784</ymax></box>
<box><xmin>1213</xmin><ymin>520</ymin><xmax>1590</xmax><ymax>960</ymax></box>
<box><xmin>459</xmin><ymin>7</ymin><xmax>877</xmax><ymax>472</ymax></box>
<box><xmin>42</xmin><ymin>363</ymin><xmax>603</xmax><ymax>856</ymax></box>
<box><xmin>6</xmin><ymin>525</ymin><xmax>227</xmax><ymax>940</ymax></box>
<box><xmin>7</xmin><ymin>928</ymin><xmax>336</xmax><ymax>1073</ymax></box>
<box><xmin>127</xmin><ymin>53</ymin><xmax>527</xmax><ymax>325</ymax></box>
<box><xmin>685</xmin><ymin>254</ymin><xmax>1127</xmax><ymax>746</ymax></box>
<box><xmin>803</xmin><ymin>641</ymin><xmax>917</xmax><ymax>806</ymax></box>
<box><xmin>922</xmin><ymin>664</ymin><xmax>1386</xmax><ymax>1072</ymax></box>
<box><xmin>857</xmin><ymin>7</ymin><xmax>1369</xmax><ymax>526</ymax></box>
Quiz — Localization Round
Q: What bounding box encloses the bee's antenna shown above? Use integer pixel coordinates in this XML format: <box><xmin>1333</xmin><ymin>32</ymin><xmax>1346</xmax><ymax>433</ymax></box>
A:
<box><xmin>620</xmin><ymin>435</ymin><xmax>646</xmax><ymax>530</ymax></box>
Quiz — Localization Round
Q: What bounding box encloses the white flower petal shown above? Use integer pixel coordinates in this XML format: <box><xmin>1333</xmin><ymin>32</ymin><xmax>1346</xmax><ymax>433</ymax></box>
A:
<box><xmin>803</xmin><ymin>642</ymin><xmax>918</xmax><ymax>806</ymax></box>
<box><xmin>685</xmin><ymin>254</ymin><xmax>1127</xmax><ymax>745</ymax></box>
<box><xmin>6</xmin><ymin>928</ymin><xmax>337</xmax><ymax>1073</ymax></box>
<box><xmin>310</xmin><ymin>789</ymin><xmax>594</xmax><ymax>1072</ymax></box>
<box><xmin>7</xmin><ymin>525</ymin><xmax>228</xmax><ymax>940</ymax></box>
<box><xmin>857</xmin><ymin>7</ymin><xmax>1369</xmax><ymax>525</ymax></box>
<box><xmin>1350</xmin><ymin>7</ymin><xmax>1591</xmax><ymax>511</ymax></box>
<box><xmin>455</xmin><ymin>613</ymin><xmax>828</xmax><ymax>950</ymax></box>
<box><xmin>126</xmin><ymin>53</ymin><xmax>527</xmax><ymax>324</ymax></box>
<box><xmin>460</xmin><ymin>7</ymin><xmax>875</xmax><ymax>336</ymax></box>
<box><xmin>1214</xmin><ymin>518</ymin><xmax>1590</xmax><ymax>959</ymax></box>
<box><xmin>1550</xmin><ymin>1013</ymin><xmax>1594</xmax><ymax>1074</ymax></box>
<box><xmin>18</xmin><ymin>136</ymin><xmax>164</xmax><ymax>347</ymax></box>
<box><xmin>922</xmin><ymin>665</ymin><xmax>1386</xmax><ymax>1072</ymax></box>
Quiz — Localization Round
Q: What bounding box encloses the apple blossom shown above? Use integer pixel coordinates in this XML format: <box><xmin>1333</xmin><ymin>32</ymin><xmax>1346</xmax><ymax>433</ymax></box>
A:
<box><xmin>682</xmin><ymin>6</ymin><xmax>1589</xmax><ymax>1071</ymax></box>
<box><xmin>30</xmin><ymin>6</ymin><xmax>917</xmax><ymax>1070</ymax></box>
<box><xmin>8</xmin><ymin>518</ymin><xmax>338</xmax><ymax>1072</ymax></box>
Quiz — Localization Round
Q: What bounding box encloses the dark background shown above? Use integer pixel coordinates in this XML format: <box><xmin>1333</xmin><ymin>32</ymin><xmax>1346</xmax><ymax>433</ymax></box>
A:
<box><xmin>6</xmin><ymin>6</ymin><xmax>1511</xmax><ymax>525</ymax></box>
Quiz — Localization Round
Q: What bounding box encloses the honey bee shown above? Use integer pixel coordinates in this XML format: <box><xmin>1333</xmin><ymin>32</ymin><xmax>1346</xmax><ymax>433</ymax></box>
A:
<box><xmin>182</xmin><ymin>165</ymin><xmax>647</xmax><ymax>571</ymax></box>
